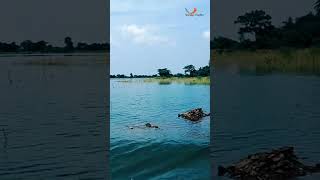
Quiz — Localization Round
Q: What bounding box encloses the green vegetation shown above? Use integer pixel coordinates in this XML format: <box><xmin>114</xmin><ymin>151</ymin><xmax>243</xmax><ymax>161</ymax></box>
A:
<box><xmin>111</xmin><ymin>64</ymin><xmax>210</xmax><ymax>81</ymax></box>
<box><xmin>211</xmin><ymin>0</ymin><xmax>320</xmax><ymax>51</ymax></box>
<box><xmin>213</xmin><ymin>48</ymin><xmax>320</xmax><ymax>74</ymax></box>
<box><xmin>144</xmin><ymin>76</ymin><xmax>210</xmax><ymax>85</ymax></box>
<box><xmin>211</xmin><ymin>0</ymin><xmax>320</xmax><ymax>74</ymax></box>
<box><xmin>0</xmin><ymin>37</ymin><xmax>109</xmax><ymax>53</ymax></box>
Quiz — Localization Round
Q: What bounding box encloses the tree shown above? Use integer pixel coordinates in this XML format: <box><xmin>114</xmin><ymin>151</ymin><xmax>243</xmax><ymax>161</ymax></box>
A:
<box><xmin>315</xmin><ymin>0</ymin><xmax>320</xmax><ymax>15</ymax></box>
<box><xmin>130</xmin><ymin>73</ymin><xmax>133</xmax><ymax>78</ymax></box>
<box><xmin>283</xmin><ymin>17</ymin><xmax>294</xmax><ymax>29</ymax></box>
<box><xmin>64</xmin><ymin>37</ymin><xmax>74</xmax><ymax>51</ymax></box>
<box><xmin>183</xmin><ymin>65</ymin><xmax>196</xmax><ymax>76</ymax></box>
<box><xmin>235</xmin><ymin>10</ymin><xmax>274</xmax><ymax>42</ymax></box>
<box><xmin>211</xmin><ymin>37</ymin><xmax>239</xmax><ymax>50</ymax></box>
<box><xmin>35</xmin><ymin>41</ymin><xmax>48</xmax><ymax>52</ymax></box>
<box><xmin>197</xmin><ymin>66</ymin><xmax>210</xmax><ymax>76</ymax></box>
<box><xmin>20</xmin><ymin>40</ymin><xmax>34</xmax><ymax>52</ymax></box>
<box><xmin>158</xmin><ymin>68</ymin><xmax>172</xmax><ymax>77</ymax></box>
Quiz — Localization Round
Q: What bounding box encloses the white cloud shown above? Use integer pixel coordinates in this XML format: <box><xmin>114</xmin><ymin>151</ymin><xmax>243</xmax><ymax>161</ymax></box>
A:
<box><xmin>202</xmin><ymin>30</ymin><xmax>210</xmax><ymax>40</ymax></box>
<box><xmin>120</xmin><ymin>24</ymin><xmax>172</xmax><ymax>45</ymax></box>
<box><xmin>111</xmin><ymin>0</ymin><xmax>186</xmax><ymax>14</ymax></box>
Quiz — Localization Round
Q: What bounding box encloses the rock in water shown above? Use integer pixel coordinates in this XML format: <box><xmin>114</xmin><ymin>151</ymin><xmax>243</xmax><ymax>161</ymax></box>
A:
<box><xmin>145</xmin><ymin>123</ymin><xmax>159</xmax><ymax>129</ymax></box>
<box><xmin>178</xmin><ymin>108</ymin><xmax>210</xmax><ymax>121</ymax></box>
<box><xmin>218</xmin><ymin>147</ymin><xmax>320</xmax><ymax>180</ymax></box>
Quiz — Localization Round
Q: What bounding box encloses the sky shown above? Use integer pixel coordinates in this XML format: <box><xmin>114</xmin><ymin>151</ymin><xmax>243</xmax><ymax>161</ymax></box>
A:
<box><xmin>212</xmin><ymin>0</ymin><xmax>316</xmax><ymax>40</ymax></box>
<box><xmin>0</xmin><ymin>0</ymin><xmax>108</xmax><ymax>46</ymax></box>
<box><xmin>110</xmin><ymin>0</ymin><xmax>210</xmax><ymax>75</ymax></box>
<box><xmin>0</xmin><ymin>0</ymin><xmax>315</xmax><ymax>55</ymax></box>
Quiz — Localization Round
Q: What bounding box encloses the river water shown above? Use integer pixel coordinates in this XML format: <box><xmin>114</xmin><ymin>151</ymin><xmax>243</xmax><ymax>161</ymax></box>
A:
<box><xmin>212</xmin><ymin>67</ymin><xmax>320</xmax><ymax>179</ymax></box>
<box><xmin>110</xmin><ymin>79</ymin><xmax>210</xmax><ymax>179</ymax></box>
<box><xmin>0</xmin><ymin>54</ymin><xmax>108</xmax><ymax>179</ymax></box>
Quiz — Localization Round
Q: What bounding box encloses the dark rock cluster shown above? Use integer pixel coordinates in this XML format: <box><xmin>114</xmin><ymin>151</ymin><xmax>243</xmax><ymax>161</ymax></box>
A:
<box><xmin>178</xmin><ymin>108</ymin><xmax>210</xmax><ymax>121</ymax></box>
<box><xmin>218</xmin><ymin>147</ymin><xmax>320</xmax><ymax>180</ymax></box>
<box><xmin>145</xmin><ymin>123</ymin><xmax>159</xmax><ymax>128</ymax></box>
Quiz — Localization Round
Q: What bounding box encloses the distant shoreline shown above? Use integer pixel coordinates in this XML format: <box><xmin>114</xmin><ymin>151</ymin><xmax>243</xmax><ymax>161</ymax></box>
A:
<box><xmin>114</xmin><ymin>76</ymin><xmax>210</xmax><ymax>85</ymax></box>
<box><xmin>0</xmin><ymin>51</ymin><xmax>109</xmax><ymax>57</ymax></box>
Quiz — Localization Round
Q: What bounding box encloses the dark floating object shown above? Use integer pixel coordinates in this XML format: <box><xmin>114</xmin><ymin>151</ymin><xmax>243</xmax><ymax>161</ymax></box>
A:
<box><xmin>145</xmin><ymin>123</ymin><xmax>159</xmax><ymax>129</ymax></box>
<box><xmin>218</xmin><ymin>147</ymin><xmax>320</xmax><ymax>180</ymax></box>
<box><xmin>127</xmin><ymin>123</ymin><xmax>159</xmax><ymax>129</ymax></box>
<box><xmin>178</xmin><ymin>108</ymin><xmax>210</xmax><ymax>121</ymax></box>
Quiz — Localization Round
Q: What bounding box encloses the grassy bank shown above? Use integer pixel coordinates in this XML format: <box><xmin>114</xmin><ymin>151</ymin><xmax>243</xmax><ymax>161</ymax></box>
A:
<box><xmin>212</xmin><ymin>48</ymin><xmax>320</xmax><ymax>74</ymax></box>
<box><xmin>143</xmin><ymin>76</ymin><xmax>210</xmax><ymax>85</ymax></box>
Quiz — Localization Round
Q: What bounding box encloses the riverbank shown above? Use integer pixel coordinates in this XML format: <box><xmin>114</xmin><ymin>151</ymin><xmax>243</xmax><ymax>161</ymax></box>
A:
<box><xmin>111</xmin><ymin>76</ymin><xmax>210</xmax><ymax>85</ymax></box>
<box><xmin>144</xmin><ymin>76</ymin><xmax>210</xmax><ymax>85</ymax></box>
<box><xmin>212</xmin><ymin>48</ymin><xmax>320</xmax><ymax>74</ymax></box>
<box><xmin>114</xmin><ymin>77</ymin><xmax>210</xmax><ymax>85</ymax></box>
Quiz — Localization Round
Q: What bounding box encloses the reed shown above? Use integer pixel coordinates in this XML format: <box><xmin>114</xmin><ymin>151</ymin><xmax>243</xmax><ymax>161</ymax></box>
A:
<box><xmin>212</xmin><ymin>48</ymin><xmax>320</xmax><ymax>74</ymax></box>
<box><xmin>143</xmin><ymin>76</ymin><xmax>210</xmax><ymax>85</ymax></box>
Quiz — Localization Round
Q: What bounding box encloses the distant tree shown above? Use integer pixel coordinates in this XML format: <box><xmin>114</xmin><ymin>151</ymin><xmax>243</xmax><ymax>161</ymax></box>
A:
<box><xmin>130</xmin><ymin>73</ymin><xmax>133</xmax><ymax>78</ymax></box>
<box><xmin>35</xmin><ymin>41</ymin><xmax>48</xmax><ymax>52</ymax></box>
<box><xmin>20</xmin><ymin>40</ymin><xmax>34</xmax><ymax>52</ymax></box>
<box><xmin>235</xmin><ymin>10</ymin><xmax>274</xmax><ymax>42</ymax></box>
<box><xmin>116</xmin><ymin>74</ymin><xmax>126</xmax><ymax>78</ymax></box>
<box><xmin>76</xmin><ymin>42</ymin><xmax>88</xmax><ymax>50</ymax></box>
<box><xmin>158</xmin><ymin>68</ymin><xmax>172</xmax><ymax>77</ymax></box>
<box><xmin>283</xmin><ymin>17</ymin><xmax>294</xmax><ymax>29</ymax></box>
<box><xmin>197</xmin><ymin>66</ymin><xmax>210</xmax><ymax>76</ymax></box>
<box><xmin>64</xmin><ymin>37</ymin><xmax>74</xmax><ymax>51</ymax></box>
<box><xmin>315</xmin><ymin>0</ymin><xmax>320</xmax><ymax>15</ymax></box>
<box><xmin>211</xmin><ymin>37</ymin><xmax>239</xmax><ymax>50</ymax></box>
<box><xmin>175</xmin><ymin>73</ymin><xmax>184</xmax><ymax>77</ymax></box>
<box><xmin>183</xmin><ymin>65</ymin><xmax>196</xmax><ymax>76</ymax></box>
<box><xmin>0</xmin><ymin>42</ymin><xmax>19</xmax><ymax>52</ymax></box>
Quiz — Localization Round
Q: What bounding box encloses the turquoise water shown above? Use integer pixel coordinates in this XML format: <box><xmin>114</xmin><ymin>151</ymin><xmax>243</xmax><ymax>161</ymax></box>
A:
<box><xmin>110</xmin><ymin>79</ymin><xmax>210</xmax><ymax>179</ymax></box>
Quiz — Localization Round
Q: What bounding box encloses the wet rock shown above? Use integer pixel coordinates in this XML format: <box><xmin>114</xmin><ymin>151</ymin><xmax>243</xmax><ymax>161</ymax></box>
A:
<box><xmin>218</xmin><ymin>147</ymin><xmax>320</xmax><ymax>180</ymax></box>
<box><xmin>178</xmin><ymin>108</ymin><xmax>210</xmax><ymax>121</ymax></box>
<box><xmin>145</xmin><ymin>123</ymin><xmax>159</xmax><ymax>128</ymax></box>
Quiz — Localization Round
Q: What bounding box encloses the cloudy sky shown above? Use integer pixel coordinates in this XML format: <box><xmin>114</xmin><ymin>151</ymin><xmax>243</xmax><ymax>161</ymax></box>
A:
<box><xmin>110</xmin><ymin>0</ymin><xmax>210</xmax><ymax>75</ymax></box>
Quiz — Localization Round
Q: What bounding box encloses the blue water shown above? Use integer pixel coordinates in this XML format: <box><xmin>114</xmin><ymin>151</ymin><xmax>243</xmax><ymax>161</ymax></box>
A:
<box><xmin>110</xmin><ymin>79</ymin><xmax>210</xmax><ymax>179</ymax></box>
<box><xmin>0</xmin><ymin>54</ymin><xmax>108</xmax><ymax>179</ymax></box>
<box><xmin>212</xmin><ymin>68</ymin><xmax>320</xmax><ymax>179</ymax></box>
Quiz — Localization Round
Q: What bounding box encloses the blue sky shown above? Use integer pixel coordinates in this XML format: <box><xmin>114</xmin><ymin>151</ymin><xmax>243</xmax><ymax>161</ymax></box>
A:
<box><xmin>111</xmin><ymin>0</ymin><xmax>210</xmax><ymax>75</ymax></box>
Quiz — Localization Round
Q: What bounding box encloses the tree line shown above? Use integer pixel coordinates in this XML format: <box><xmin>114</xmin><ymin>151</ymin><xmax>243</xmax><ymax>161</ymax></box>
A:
<box><xmin>211</xmin><ymin>0</ymin><xmax>320</xmax><ymax>51</ymax></box>
<box><xmin>0</xmin><ymin>37</ymin><xmax>110</xmax><ymax>53</ymax></box>
<box><xmin>111</xmin><ymin>65</ymin><xmax>210</xmax><ymax>78</ymax></box>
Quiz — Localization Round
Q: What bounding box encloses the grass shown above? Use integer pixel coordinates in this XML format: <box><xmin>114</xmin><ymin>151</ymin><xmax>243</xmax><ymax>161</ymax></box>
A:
<box><xmin>143</xmin><ymin>76</ymin><xmax>210</xmax><ymax>85</ymax></box>
<box><xmin>212</xmin><ymin>48</ymin><xmax>320</xmax><ymax>75</ymax></box>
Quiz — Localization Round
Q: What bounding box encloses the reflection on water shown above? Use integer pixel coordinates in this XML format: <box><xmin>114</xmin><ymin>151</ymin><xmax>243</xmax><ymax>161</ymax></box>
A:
<box><xmin>212</xmin><ymin>66</ymin><xmax>320</xmax><ymax>179</ymax></box>
<box><xmin>111</xmin><ymin>79</ymin><xmax>210</xmax><ymax>179</ymax></box>
<box><xmin>0</xmin><ymin>54</ymin><xmax>108</xmax><ymax>179</ymax></box>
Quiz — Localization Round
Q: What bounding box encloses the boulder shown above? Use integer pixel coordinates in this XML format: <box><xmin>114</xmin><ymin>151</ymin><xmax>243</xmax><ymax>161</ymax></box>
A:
<box><xmin>218</xmin><ymin>147</ymin><xmax>320</xmax><ymax>180</ymax></box>
<box><xmin>178</xmin><ymin>108</ymin><xmax>210</xmax><ymax>121</ymax></box>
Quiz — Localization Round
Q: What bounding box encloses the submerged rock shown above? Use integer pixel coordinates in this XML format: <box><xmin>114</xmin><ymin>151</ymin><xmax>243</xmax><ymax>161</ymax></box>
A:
<box><xmin>128</xmin><ymin>123</ymin><xmax>159</xmax><ymax>129</ymax></box>
<box><xmin>178</xmin><ymin>108</ymin><xmax>210</xmax><ymax>121</ymax></box>
<box><xmin>218</xmin><ymin>147</ymin><xmax>320</xmax><ymax>180</ymax></box>
<box><xmin>145</xmin><ymin>123</ymin><xmax>159</xmax><ymax>128</ymax></box>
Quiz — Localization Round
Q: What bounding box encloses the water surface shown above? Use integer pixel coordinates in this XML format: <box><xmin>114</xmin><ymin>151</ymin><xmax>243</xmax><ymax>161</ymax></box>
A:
<box><xmin>111</xmin><ymin>79</ymin><xmax>210</xmax><ymax>179</ymax></box>
<box><xmin>0</xmin><ymin>54</ymin><xmax>108</xmax><ymax>179</ymax></box>
<box><xmin>212</xmin><ymin>67</ymin><xmax>320</xmax><ymax>179</ymax></box>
